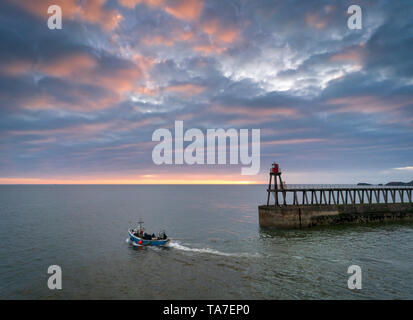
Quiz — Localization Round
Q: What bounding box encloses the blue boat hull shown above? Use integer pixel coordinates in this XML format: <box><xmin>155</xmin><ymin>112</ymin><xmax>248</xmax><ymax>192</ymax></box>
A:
<box><xmin>128</xmin><ymin>230</ymin><xmax>169</xmax><ymax>246</ymax></box>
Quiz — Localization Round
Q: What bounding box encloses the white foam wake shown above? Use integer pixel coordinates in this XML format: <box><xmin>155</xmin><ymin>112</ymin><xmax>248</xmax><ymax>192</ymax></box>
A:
<box><xmin>168</xmin><ymin>241</ymin><xmax>260</xmax><ymax>258</ymax></box>
<box><xmin>126</xmin><ymin>238</ymin><xmax>142</xmax><ymax>247</ymax></box>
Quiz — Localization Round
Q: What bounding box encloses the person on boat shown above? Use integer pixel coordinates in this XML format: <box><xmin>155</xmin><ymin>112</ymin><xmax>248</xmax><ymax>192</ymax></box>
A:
<box><xmin>143</xmin><ymin>232</ymin><xmax>152</xmax><ymax>240</ymax></box>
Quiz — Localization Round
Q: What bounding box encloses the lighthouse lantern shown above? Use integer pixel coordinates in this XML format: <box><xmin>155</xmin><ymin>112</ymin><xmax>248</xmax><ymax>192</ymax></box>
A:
<box><xmin>271</xmin><ymin>163</ymin><xmax>279</xmax><ymax>174</ymax></box>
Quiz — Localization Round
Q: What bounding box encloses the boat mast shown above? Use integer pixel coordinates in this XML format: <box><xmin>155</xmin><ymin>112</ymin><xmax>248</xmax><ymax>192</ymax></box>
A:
<box><xmin>137</xmin><ymin>218</ymin><xmax>144</xmax><ymax>233</ymax></box>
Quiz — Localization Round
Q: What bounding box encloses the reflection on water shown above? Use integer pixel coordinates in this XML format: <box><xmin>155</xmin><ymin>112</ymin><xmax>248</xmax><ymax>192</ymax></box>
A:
<box><xmin>0</xmin><ymin>185</ymin><xmax>413</xmax><ymax>299</ymax></box>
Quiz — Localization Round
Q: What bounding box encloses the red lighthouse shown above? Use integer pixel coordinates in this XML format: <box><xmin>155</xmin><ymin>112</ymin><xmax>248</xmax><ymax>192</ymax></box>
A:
<box><xmin>267</xmin><ymin>163</ymin><xmax>285</xmax><ymax>206</ymax></box>
<box><xmin>271</xmin><ymin>163</ymin><xmax>279</xmax><ymax>174</ymax></box>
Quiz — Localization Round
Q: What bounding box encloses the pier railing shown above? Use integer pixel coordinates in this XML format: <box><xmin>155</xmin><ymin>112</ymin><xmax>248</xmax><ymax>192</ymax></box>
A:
<box><xmin>267</xmin><ymin>187</ymin><xmax>413</xmax><ymax>206</ymax></box>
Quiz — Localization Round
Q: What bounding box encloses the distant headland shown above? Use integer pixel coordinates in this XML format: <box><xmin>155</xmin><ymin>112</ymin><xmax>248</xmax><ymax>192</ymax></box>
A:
<box><xmin>357</xmin><ymin>180</ymin><xmax>413</xmax><ymax>186</ymax></box>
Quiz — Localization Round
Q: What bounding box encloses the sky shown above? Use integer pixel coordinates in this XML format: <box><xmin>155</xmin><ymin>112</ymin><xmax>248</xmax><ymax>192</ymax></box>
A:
<box><xmin>0</xmin><ymin>0</ymin><xmax>412</xmax><ymax>184</ymax></box>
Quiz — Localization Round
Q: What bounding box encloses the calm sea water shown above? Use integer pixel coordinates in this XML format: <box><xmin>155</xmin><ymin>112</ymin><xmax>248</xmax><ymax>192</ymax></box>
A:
<box><xmin>1</xmin><ymin>185</ymin><xmax>413</xmax><ymax>299</ymax></box>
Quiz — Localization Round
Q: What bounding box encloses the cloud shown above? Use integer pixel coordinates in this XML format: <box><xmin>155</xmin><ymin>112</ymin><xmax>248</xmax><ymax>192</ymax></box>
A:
<box><xmin>1</xmin><ymin>0</ymin><xmax>413</xmax><ymax>183</ymax></box>
<box><xmin>193</xmin><ymin>44</ymin><xmax>226</xmax><ymax>55</ymax></box>
<box><xmin>330</xmin><ymin>46</ymin><xmax>364</xmax><ymax>64</ymax></box>
<box><xmin>0</xmin><ymin>51</ymin><xmax>145</xmax><ymax>95</ymax></box>
<box><xmin>119</xmin><ymin>0</ymin><xmax>203</xmax><ymax>21</ymax></box>
<box><xmin>164</xmin><ymin>83</ymin><xmax>205</xmax><ymax>97</ymax></box>
<box><xmin>200</xmin><ymin>18</ymin><xmax>239</xmax><ymax>43</ymax></box>
<box><xmin>9</xmin><ymin>0</ymin><xmax>123</xmax><ymax>31</ymax></box>
<box><xmin>164</xmin><ymin>0</ymin><xmax>203</xmax><ymax>21</ymax></box>
<box><xmin>261</xmin><ymin>138</ymin><xmax>326</xmax><ymax>146</ymax></box>
<box><xmin>327</xmin><ymin>95</ymin><xmax>412</xmax><ymax>114</ymax></box>
<box><xmin>394</xmin><ymin>167</ymin><xmax>413</xmax><ymax>171</ymax></box>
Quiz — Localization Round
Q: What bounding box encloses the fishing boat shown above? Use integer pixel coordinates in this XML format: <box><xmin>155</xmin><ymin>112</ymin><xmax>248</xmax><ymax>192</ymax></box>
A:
<box><xmin>128</xmin><ymin>219</ymin><xmax>169</xmax><ymax>247</ymax></box>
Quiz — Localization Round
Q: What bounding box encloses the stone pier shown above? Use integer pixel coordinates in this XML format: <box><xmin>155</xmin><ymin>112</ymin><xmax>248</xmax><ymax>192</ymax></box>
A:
<box><xmin>258</xmin><ymin>203</ymin><xmax>413</xmax><ymax>228</ymax></box>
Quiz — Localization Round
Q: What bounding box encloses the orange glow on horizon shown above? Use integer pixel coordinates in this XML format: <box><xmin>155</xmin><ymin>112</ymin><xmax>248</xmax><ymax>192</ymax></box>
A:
<box><xmin>0</xmin><ymin>175</ymin><xmax>263</xmax><ymax>185</ymax></box>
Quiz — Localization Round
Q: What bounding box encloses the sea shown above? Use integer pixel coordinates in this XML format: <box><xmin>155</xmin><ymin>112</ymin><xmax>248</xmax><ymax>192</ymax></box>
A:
<box><xmin>0</xmin><ymin>185</ymin><xmax>413</xmax><ymax>299</ymax></box>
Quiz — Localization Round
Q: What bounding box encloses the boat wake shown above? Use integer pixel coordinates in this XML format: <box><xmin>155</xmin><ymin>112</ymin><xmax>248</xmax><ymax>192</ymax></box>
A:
<box><xmin>126</xmin><ymin>238</ymin><xmax>258</xmax><ymax>257</ymax></box>
<box><xmin>126</xmin><ymin>238</ymin><xmax>144</xmax><ymax>247</ymax></box>
<box><xmin>168</xmin><ymin>241</ymin><xmax>260</xmax><ymax>258</ymax></box>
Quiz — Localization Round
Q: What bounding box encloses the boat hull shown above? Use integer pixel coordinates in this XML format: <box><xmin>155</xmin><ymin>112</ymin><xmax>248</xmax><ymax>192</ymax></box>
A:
<box><xmin>128</xmin><ymin>230</ymin><xmax>169</xmax><ymax>246</ymax></box>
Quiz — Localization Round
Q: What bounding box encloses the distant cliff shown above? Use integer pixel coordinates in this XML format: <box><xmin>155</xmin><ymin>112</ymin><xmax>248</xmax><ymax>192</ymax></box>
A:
<box><xmin>385</xmin><ymin>180</ymin><xmax>413</xmax><ymax>186</ymax></box>
<box><xmin>358</xmin><ymin>180</ymin><xmax>413</xmax><ymax>186</ymax></box>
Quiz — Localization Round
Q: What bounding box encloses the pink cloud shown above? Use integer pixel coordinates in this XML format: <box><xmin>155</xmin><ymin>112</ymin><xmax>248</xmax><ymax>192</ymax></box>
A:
<box><xmin>135</xmin><ymin>86</ymin><xmax>158</xmax><ymax>96</ymax></box>
<box><xmin>210</xmin><ymin>105</ymin><xmax>299</xmax><ymax>118</ymax></box>
<box><xmin>217</xmin><ymin>28</ymin><xmax>238</xmax><ymax>43</ymax></box>
<box><xmin>0</xmin><ymin>60</ymin><xmax>33</xmax><ymax>76</ymax></box>
<box><xmin>206</xmin><ymin>105</ymin><xmax>300</xmax><ymax>126</ymax></box>
<box><xmin>3</xmin><ymin>51</ymin><xmax>153</xmax><ymax>111</ymax></box>
<box><xmin>193</xmin><ymin>44</ymin><xmax>226</xmax><ymax>55</ymax></box>
<box><xmin>262</xmin><ymin>138</ymin><xmax>326</xmax><ymax>146</ymax></box>
<box><xmin>10</xmin><ymin>0</ymin><xmax>123</xmax><ymax>31</ymax></box>
<box><xmin>328</xmin><ymin>96</ymin><xmax>412</xmax><ymax>114</ymax></box>
<box><xmin>8</xmin><ymin>122</ymin><xmax>114</xmax><ymax>136</ymax></box>
<box><xmin>119</xmin><ymin>0</ymin><xmax>203</xmax><ymax>21</ymax></box>
<box><xmin>200</xmin><ymin>19</ymin><xmax>239</xmax><ymax>44</ymax></box>
<box><xmin>118</xmin><ymin>0</ymin><xmax>165</xmax><ymax>9</ymax></box>
<box><xmin>305</xmin><ymin>13</ymin><xmax>327</xmax><ymax>29</ymax></box>
<box><xmin>142</xmin><ymin>35</ymin><xmax>175</xmax><ymax>47</ymax></box>
<box><xmin>39</xmin><ymin>53</ymin><xmax>98</xmax><ymax>78</ymax></box>
<box><xmin>163</xmin><ymin>83</ymin><xmax>206</xmax><ymax>96</ymax></box>
<box><xmin>195</xmin><ymin>18</ymin><xmax>240</xmax><ymax>54</ymax></box>
<box><xmin>330</xmin><ymin>47</ymin><xmax>364</xmax><ymax>64</ymax></box>
<box><xmin>164</xmin><ymin>0</ymin><xmax>203</xmax><ymax>21</ymax></box>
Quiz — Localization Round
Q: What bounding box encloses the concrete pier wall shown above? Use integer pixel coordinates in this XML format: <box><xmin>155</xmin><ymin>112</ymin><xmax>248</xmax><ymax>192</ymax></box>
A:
<box><xmin>258</xmin><ymin>203</ymin><xmax>413</xmax><ymax>228</ymax></box>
